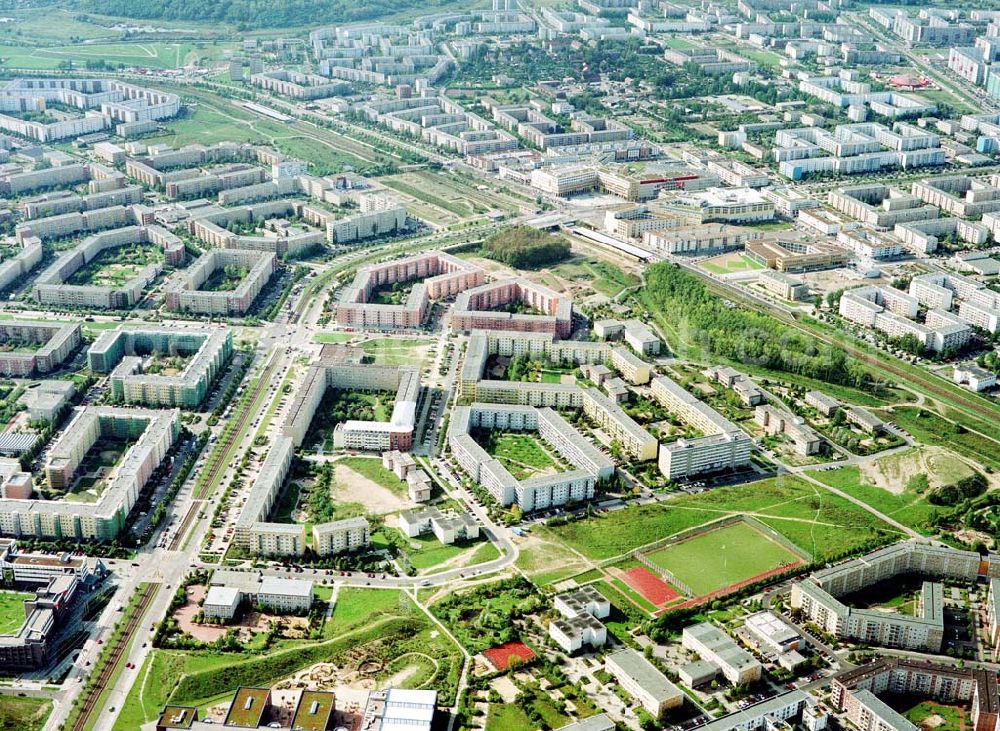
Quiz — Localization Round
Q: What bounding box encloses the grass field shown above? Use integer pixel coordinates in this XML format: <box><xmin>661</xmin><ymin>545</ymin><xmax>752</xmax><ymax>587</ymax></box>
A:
<box><xmin>0</xmin><ymin>591</ymin><xmax>32</xmax><ymax>634</ymax></box>
<box><xmin>644</xmin><ymin>522</ymin><xmax>802</xmax><ymax>596</ymax></box>
<box><xmin>313</xmin><ymin>332</ymin><xmax>356</xmax><ymax>344</ymax></box>
<box><xmin>359</xmin><ymin>337</ymin><xmax>434</xmax><ymax>367</ymax></box>
<box><xmin>480</xmin><ymin>432</ymin><xmax>562</xmax><ymax>480</ymax></box>
<box><xmin>891</xmin><ymin>407</ymin><xmax>1000</xmax><ymax>472</ymax></box>
<box><xmin>400</xmin><ymin>533</ymin><xmax>498</xmax><ymax>572</ymax></box>
<box><xmin>0</xmin><ymin>41</ymin><xmax>230</xmax><ymax>70</ymax></box>
<box><xmin>809</xmin><ymin>449</ymin><xmax>974</xmax><ymax>535</ymax></box>
<box><xmin>0</xmin><ymin>696</ymin><xmax>52</xmax><ymax>731</ymax></box>
<box><xmin>486</xmin><ymin>699</ymin><xmax>573</xmax><ymax>731</ymax></box>
<box><xmin>338</xmin><ymin>456</ymin><xmax>405</xmax><ymax>494</ymax></box>
<box><xmin>550</xmin><ymin>258</ymin><xmax>640</xmax><ymax>298</ymax></box>
<box><xmin>701</xmin><ymin>253</ymin><xmax>765</xmax><ymax>275</ymax></box>
<box><xmin>538</xmin><ymin>475</ymin><xmax>900</xmax><ymax>562</ymax></box>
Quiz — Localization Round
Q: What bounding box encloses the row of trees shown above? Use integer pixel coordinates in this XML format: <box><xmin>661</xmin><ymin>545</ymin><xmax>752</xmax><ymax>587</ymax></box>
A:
<box><xmin>82</xmin><ymin>0</ymin><xmax>459</xmax><ymax>30</ymax></box>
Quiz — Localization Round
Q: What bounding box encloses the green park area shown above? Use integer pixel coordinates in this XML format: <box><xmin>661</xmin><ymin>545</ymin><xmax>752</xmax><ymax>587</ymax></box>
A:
<box><xmin>550</xmin><ymin>258</ymin><xmax>640</xmax><ymax>298</ymax></box>
<box><xmin>643</xmin><ymin>521</ymin><xmax>802</xmax><ymax>596</ymax></box>
<box><xmin>537</xmin><ymin>475</ymin><xmax>901</xmax><ymax>564</ymax></box>
<box><xmin>0</xmin><ymin>696</ymin><xmax>52</xmax><ymax>731</ymax></box>
<box><xmin>359</xmin><ymin>337</ymin><xmax>434</xmax><ymax>367</ymax></box>
<box><xmin>200</xmin><ymin>265</ymin><xmax>248</xmax><ymax>292</ymax></box>
<box><xmin>112</xmin><ymin>589</ymin><xmax>462</xmax><ymax>731</ymax></box>
<box><xmin>338</xmin><ymin>456</ymin><xmax>406</xmax><ymax>494</ymax></box>
<box><xmin>478</xmin><ymin>431</ymin><xmax>564</xmax><ymax>480</ymax></box>
<box><xmin>65</xmin><ymin>244</ymin><xmax>163</xmax><ymax>288</ymax></box>
<box><xmin>0</xmin><ymin>591</ymin><xmax>30</xmax><ymax>634</ymax></box>
<box><xmin>700</xmin><ymin>254</ymin><xmax>765</xmax><ymax>275</ymax></box>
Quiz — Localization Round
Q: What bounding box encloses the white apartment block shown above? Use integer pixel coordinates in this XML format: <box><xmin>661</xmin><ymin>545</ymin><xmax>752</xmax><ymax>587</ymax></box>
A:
<box><xmin>682</xmin><ymin>622</ymin><xmax>763</xmax><ymax>685</ymax></box>
<box><xmin>652</xmin><ymin>376</ymin><xmax>753</xmax><ymax>480</ymax></box>
<box><xmin>605</xmin><ymin>649</ymin><xmax>684</xmax><ymax>719</ymax></box>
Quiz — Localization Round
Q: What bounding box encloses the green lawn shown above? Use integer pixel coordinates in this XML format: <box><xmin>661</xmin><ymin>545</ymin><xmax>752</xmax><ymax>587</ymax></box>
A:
<box><xmin>359</xmin><ymin>337</ymin><xmax>433</xmax><ymax>367</ymax></box>
<box><xmin>644</xmin><ymin>522</ymin><xmax>802</xmax><ymax>596</ymax></box>
<box><xmin>486</xmin><ymin>698</ymin><xmax>572</xmax><ymax>731</ymax></box>
<box><xmin>701</xmin><ymin>254</ymin><xmax>765</xmax><ymax>275</ymax></box>
<box><xmin>0</xmin><ymin>696</ymin><xmax>52</xmax><ymax>731</ymax></box>
<box><xmin>400</xmin><ymin>533</ymin><xmax>496</xmax><ymax>572</ymax></box>
<box><xmin>0</xmin><ymin>591</ymin><xmax>32</xmax><ymax>634</ymax></box>
<box><xmin>337</xmin><ymin>456</ymin><xmax>406</xmax><ymax>494</ymax></box>
<box><xmin>326</xmin><ymin>588</ymin><xmax>412</xmax><ymax>638</ymax></box>
<box><xmin>900</xmin><ymin>701</ymin><xmax>964</xmax><ymax>731</ymax></box>
<box><xmin>480</xmin><ymin>432</ymin><xmax>562</xmax><ymax>480</ymax></box>
<box><xmin>313</xmin><ymin>332</ymin><xmax>357</xmax><ymax>344</ymax></box>
<box><xmin>0</xmin><ymin>40</ymin><xmax>231</xmax><ymax>70</ymax></box>
<box><xmin>890</xmin><ymin>407</ymin><xmax>1000</xmax><ymax>472</ymax></box>
<box><xmin>811</xmin><ymin>463</ymin><xmax>943</xmax><ymax>535</ymax></box>
<box><xmin>539</xmin><ymin>475</ymin><xmax>900</xmax><ymax>562</ymax></box>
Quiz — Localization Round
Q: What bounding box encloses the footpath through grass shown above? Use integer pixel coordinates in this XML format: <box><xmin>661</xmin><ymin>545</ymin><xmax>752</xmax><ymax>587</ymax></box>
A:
<box><xmin>539</xmin><ymin>475</ymin><xmax>900</xmax><ymax>562</ymax></box>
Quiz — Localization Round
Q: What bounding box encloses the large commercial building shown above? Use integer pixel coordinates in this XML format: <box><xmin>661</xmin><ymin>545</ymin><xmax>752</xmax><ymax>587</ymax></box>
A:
<box><xmin>791</xmin><ymin>541</ymin><xmax>1000</xmax><ymax>651</ymax></box>
<box><xmin>449</xmin><ymin>403</ymin><xmax>614</xmax><ymax>513</ymax></box>
<box><xmin>652</xmin><ymin>376</ymin><xmax>753</xmax><ymax>480</ymax></box>
<box><xmin>336</xmin><ymin>251</ymin><xmax>484</xmax><ymax>329</ymax></box>
<box><xmin>88</xmin><ymin>326</ymin><xmax>233</xmax><ymax>408</ymax></box>
<box><xmin>0</xmin><ymin>321</ymin><xmax>80</xmax><ymax>376</ymax></box>
<box><xmin>0</xmin><ymin>406</ymin><xmax>179</xmax><ymax>541</ymax></box>
<box><xmin>164</xmin><ymin>248</ymin><xmax>277</xmax><ymax>316</ymax></box>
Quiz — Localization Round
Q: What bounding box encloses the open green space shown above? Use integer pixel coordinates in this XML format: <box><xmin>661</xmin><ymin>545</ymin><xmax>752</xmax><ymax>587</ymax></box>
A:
<box><xmin>701</xmin><ymin>254</ymin><xmax>765</xmax><ymax>275</ymax></box>
<box><xmin>399</xmin><ymin>532</ymin><xmax>497</xmax><ymax>572</ymax></box>
<box><xmin>0</xmin><ymin>40</ymin><xmax>225</xmax><ymax>70</ymax></box>
<box><xmin>538</xmin><ymin>475</ymin><xmax>900</xmax><ymax>562</ymax></box>
<box><xmin>644</xmin><ymin>522</ymin><xmax>801</xmax><ymax>596</ymax></box>
<box><xmin>359</xmin><ymin>337</ymin><xmax>433</xmax><ymax>367</ymax></box>
<box><xmin>485</xmin><ymin>698</ymin><xmax>572</xmax><ymax>731</ymax></box>
<box><xmin>65</xmin><ymin>244</ymin><xmax>163</xmax><ymax>288</ymax></box>
<box><xmin>144</xmin><ymin>588</ymin><xmax>461</xmax><ymax>712</ymax></box>
<box><xmin>550</xmin><ymin>258</ymin><xmax>639</xmax><ymax>298</ymax></box>
<box><xmin>477</xmin><ymin>431</ymin><xmax>563</xmax><ymax>480</ymax></box>
<box><xmin>810</xmin><ymin>459</ymin><xmax>959</xmax><ymax>535</ymax></box>
<box><xmin>313</xmin><ymin>332</ymin><xmax>356</xmax><ymax>344</ymax></box>
<box><xmin>337</xmin><ymin>456</ymin><xmax>405</xmax><ymax>493</ymax></box>
<box><xmin>199</xmin><ymin>264</ymin><xmax>247</xmax><ymax>292</ymax></box>
<box><xmin>898</xmin><ymin>699</ymin><xmax>965</xmax><ymax>731</ymax></box>
<box><xmin>0</xmin><ymin>696</ymin><xmax>52</xmax><ymax>731</ymax></box>
<box><xmin>890</xmin><ymin>407</ymin><xmax>1000</xmax><ymax>472</ymax></box>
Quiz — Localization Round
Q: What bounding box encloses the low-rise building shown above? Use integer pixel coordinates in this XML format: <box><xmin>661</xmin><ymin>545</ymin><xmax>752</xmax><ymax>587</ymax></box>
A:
<box><xmin>682</xmin><ymin>622</ymin><xmax>762</xmax><ymax>685</ymax></box>
<box><xmin>605</xmin><ymin>648</ymin><xmax>684</xmax><ymax>719</ymax></box>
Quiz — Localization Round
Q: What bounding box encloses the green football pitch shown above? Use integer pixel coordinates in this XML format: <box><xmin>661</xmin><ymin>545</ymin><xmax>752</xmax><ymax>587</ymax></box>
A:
<box><xmin>644</xmin><ymin>522</ymin><xmax>801</xmax><ymax>596</ymax></box>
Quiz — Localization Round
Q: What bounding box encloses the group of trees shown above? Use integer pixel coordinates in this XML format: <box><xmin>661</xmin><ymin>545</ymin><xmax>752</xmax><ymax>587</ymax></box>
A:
<box><xmin>643</xmin><ymin>264</ymin><xmax>877</xmax><ymax>389</ymax></box>
<box><xmin>82</xmin><ymin>0</ymin><xmax>460</xmax><ymax>30</ymax></box>
<box><xmin>482</xmin><ymin>226</ymin><xmax>570</xmax><ymax>270</ymax></box>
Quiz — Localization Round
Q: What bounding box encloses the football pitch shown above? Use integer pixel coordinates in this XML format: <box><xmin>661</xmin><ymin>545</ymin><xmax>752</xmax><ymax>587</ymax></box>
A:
<box><xmin>644</xmin><ymin>522</ymin><xmax>801</xmax><ymax>597</ymax></box>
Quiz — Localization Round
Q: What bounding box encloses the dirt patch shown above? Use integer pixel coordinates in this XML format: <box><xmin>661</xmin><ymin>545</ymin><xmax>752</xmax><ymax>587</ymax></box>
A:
<box><xmin>334</xmin><ymin>464</ymin><xmax>412</xmax><ymax>515</ymax></box>
<box><xmin>859</xmin><ymin>446</ymin><xmax>976</xmax><ymax>495</ymax></box>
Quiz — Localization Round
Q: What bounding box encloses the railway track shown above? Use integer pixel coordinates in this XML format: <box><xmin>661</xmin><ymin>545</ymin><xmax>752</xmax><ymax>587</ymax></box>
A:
<box><xmin>69</xmin><ymin>582</ymin><xmax>159</xmax><ymax>731</ymax></box>
<box><xmin>193</xmin><ymin>354</ymin><xmax>280</xmax><ymax>502</ymax></box>
<box><xmin>694</xmin><ymin>272</ymin><xmax>1000</xmax><ymax>429</ymax></box>
<box><xmin>167</xmin><ymin>500</ymin><xmax>202</xmax><ymax>552</ymax></box>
